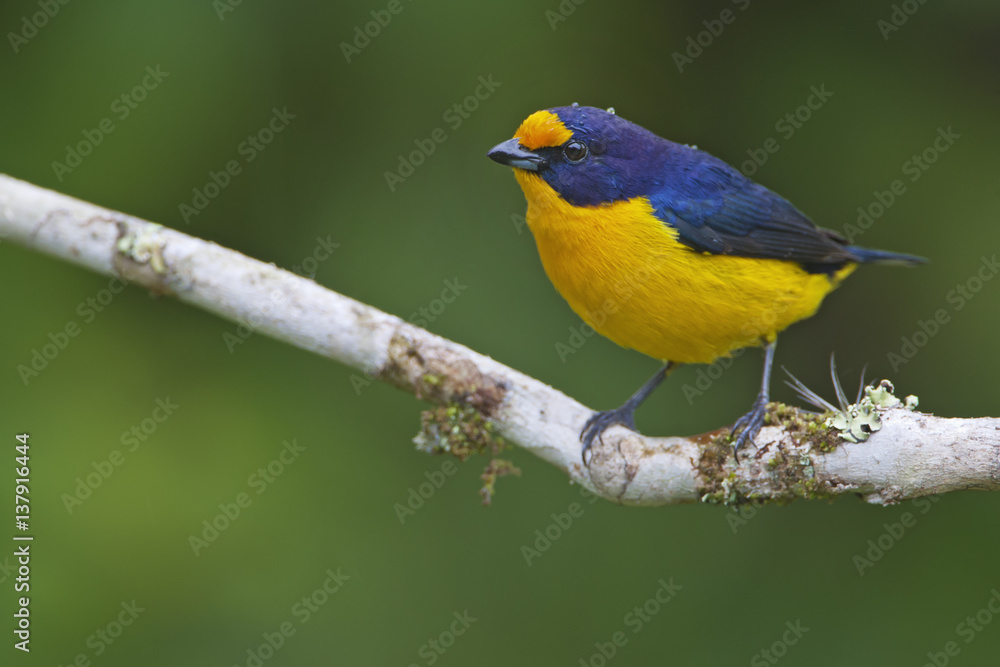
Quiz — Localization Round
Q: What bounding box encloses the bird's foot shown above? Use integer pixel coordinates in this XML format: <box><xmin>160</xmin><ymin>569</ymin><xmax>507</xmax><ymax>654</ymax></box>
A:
<box><xmin>580</xmin><ymin>406</ymin><xmax>638</xmax><ymax>465</ymax></box>
<box><xmin>729</xmin><ymin>397</ymin><xmax>769</xmax><ymax>460</ymax></box>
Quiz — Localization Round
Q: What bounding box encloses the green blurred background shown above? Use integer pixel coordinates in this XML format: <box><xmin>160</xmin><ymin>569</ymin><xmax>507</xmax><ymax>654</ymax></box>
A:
<box><xmin>2</xmin><ymin>0</ymin><xmax>999</xmax><ymax>664</ymax></box>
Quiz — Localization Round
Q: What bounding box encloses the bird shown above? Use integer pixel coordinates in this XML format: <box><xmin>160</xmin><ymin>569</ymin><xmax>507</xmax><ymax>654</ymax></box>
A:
<box><xmin>486</xmin><ymin>104</ymin><xmax>925</xmax><ymax>463</ymax></box>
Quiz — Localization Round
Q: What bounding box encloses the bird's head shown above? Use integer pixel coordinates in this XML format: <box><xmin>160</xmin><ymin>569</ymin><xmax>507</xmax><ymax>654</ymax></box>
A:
<box><xmin>487</xmin><ymin>105</ymin><xmax>672</xmax><ymax>208</ymax></box>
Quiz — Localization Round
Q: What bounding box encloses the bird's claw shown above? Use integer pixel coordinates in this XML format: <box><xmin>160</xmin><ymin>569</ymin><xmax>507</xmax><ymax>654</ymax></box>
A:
<box><xmin>730</xmin><ymin>398</ymin><xmax>769</xmax><ymax>460</ymax></box>
<box><xmin>580</xmin><ymin>407</ymin><xmax>638</xmax><ymax>465</ymax></box>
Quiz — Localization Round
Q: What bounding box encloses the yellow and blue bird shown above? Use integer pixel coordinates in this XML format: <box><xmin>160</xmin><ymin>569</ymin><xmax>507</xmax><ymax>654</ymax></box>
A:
<box><xmin>487</xmin><ymin>105</ymin><xmax>924</xmax><ymax>461</ymax></box>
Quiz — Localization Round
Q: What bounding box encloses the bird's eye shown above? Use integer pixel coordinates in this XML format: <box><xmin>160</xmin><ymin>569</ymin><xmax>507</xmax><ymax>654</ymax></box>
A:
<box><xmin>563</xmin><ymin>141</ymin><xmax>589</xmax><ymax>163</ymax></box>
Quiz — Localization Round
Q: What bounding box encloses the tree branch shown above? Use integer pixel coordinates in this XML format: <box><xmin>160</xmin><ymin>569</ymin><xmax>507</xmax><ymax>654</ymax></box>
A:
<box><xmin>2</xmin><ymin>174</ymin><xmax>998</xmax><ymax>506</ymax></box>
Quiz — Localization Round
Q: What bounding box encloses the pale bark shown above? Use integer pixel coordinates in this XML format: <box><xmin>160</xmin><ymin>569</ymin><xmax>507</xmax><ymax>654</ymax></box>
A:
<box><xmin>2</xmin><ymin>174</ymin><xmax>997</xmax><ymax>506</ymax></box>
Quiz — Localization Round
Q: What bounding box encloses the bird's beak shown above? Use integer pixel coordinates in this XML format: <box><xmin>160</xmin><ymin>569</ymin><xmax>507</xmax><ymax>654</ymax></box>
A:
<box><xmin>487</xmin><ymin>138</ymin><xmax>548</xmax><ymax>172</ymax></box>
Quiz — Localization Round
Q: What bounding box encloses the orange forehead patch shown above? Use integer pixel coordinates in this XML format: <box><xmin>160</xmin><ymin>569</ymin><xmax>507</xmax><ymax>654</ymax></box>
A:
<box><xmin>514</xmin><ymin>110</ymin><xmax>573</xmax><ymax>150</ymax></box>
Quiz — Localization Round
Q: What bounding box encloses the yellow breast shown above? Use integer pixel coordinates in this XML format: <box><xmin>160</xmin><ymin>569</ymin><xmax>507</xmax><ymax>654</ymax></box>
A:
<box><xmin>514</xmin><ymin>171</ymin><xmax>852</xmax><ymax>364</ymax></box>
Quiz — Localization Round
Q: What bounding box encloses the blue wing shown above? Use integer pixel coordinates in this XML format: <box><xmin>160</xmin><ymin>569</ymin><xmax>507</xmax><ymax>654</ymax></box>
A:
<box><xmin>647</xmin><ymin>155</ymin><xmax>855</xmax><ymax>269</ymax></box>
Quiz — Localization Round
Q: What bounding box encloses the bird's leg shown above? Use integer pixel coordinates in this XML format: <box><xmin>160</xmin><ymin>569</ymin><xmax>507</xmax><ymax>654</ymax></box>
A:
<box><xmin>581</xmin><ymin>362</ymin><xmax>677</xmax><ymax>464</ymax></box>
<box><xmin>730</xmin><ymin>340</ymin><xmax>777</xmax><ymax>458</ymax></box>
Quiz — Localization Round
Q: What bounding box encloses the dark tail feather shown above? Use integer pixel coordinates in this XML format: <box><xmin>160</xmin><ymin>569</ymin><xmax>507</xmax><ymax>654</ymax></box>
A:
<box><xmin>846</xmin><ymin>246</ymin><xmax>927</xmax><ymax>266</ymax></box>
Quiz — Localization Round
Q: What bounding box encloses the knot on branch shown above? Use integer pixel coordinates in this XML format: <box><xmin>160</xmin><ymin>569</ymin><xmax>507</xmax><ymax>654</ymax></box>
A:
<box><xmin>697</xmin><ymin>404</ymin><xmax>842</xmax><ymax>506</ymax></box>
<box><xmin>378</xmin><ymin>332</ymin><xmax>507</xmax><ymax>415</ymax></box>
